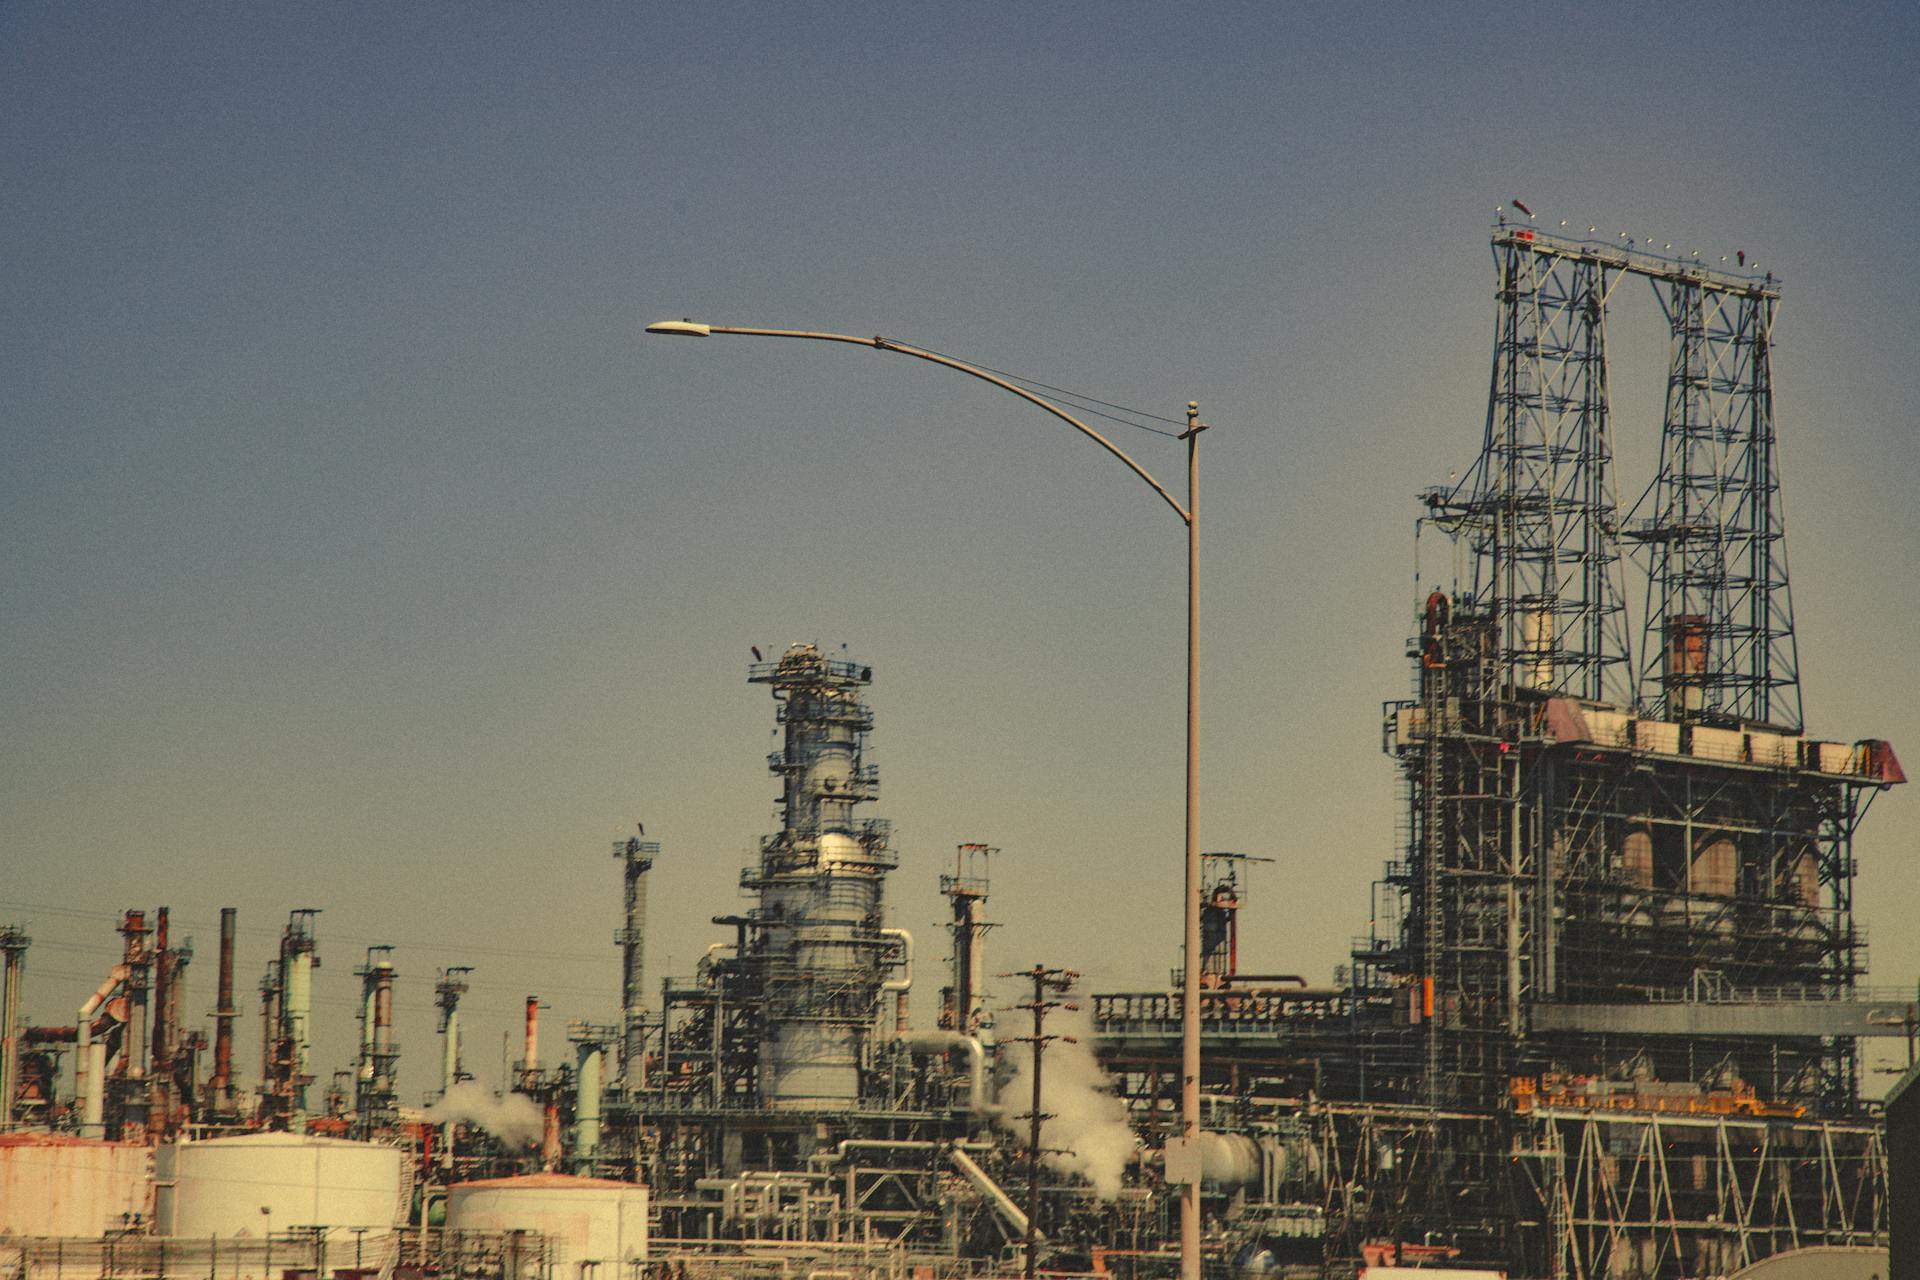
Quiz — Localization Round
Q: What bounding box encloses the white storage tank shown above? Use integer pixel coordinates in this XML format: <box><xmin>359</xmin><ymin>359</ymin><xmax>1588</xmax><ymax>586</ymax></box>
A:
<box><xmin>448</xmin><ymin>1173</ymin><xmax>648</xmax><ymax>1268</ymax></box>
<box><xmin>0</xmin><ymin>1134</ymin><xmax>152</xmax><ymax>1236</ymax></box>
<box><xmin>157</xmin><ymin>1132</ymin><xmax>407</xmax><ymax>1237</ymax></box>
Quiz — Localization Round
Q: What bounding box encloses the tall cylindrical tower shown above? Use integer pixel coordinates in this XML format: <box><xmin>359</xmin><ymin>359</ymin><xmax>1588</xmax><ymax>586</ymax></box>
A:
<box><xmin>210</xmin><ymin>908</ymin><xmax>238</xmax><ymax>1116</ymax></box>
<box><xmin>435</xmin><ymin>967</ymin><xmax>471</xmax><ymax>1098</ymax></box>
<box><xmin>941</xmin><ymin>844</ymin><xmax>996</xmax><ymax>1040</ymax></box>
<box><xmin>281</xmin><ymin>909</ymin><xmax>320</xmax><ymax>1125</ymax></box>
<box><xmin>355</xmin><ymin>946</ymin><xmax>398</xmax><ymax>1133</ymax></box>
<box><xmin>612</xmin><ymin>834</ymin><xmax>658</xmax><ymax>1088</ymax></box>
<box><xmin>0</xmin><ymin>926</ymin><xmax>27</xmax><ymax>1132</ymax></box>
<box><xmin>746</xmin><ymin>643</ymin><xmax>898</xmax><ymax>1109</ymax></box>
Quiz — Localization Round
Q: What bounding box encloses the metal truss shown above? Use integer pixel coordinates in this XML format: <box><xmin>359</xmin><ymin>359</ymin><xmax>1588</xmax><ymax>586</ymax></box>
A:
<box><xmin>1515</xmin><ymin>1107</ymin><xmax>1885</xmax><ymax>1280</ymax></box>
<box><xmin>1628</xmin><ymin>271</ymin><xmax>1801</xmax><ymax>729</ymax></box>
<box><xmin>1426</xmin><ymin>227</ymin><xmax>1636</xmax><ymax>705</ymax></box>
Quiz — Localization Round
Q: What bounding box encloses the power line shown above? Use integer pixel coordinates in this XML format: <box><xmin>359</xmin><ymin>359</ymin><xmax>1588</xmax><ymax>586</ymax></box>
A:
<box><xmin>908</xmin><ymin>345</ymin><xmax>1189</xmax><ymax>438</ymax></box>
<box><xmin>0</xmin><ymin>900</ymin><xmax>611</xmax><ymax>965</ymax></box>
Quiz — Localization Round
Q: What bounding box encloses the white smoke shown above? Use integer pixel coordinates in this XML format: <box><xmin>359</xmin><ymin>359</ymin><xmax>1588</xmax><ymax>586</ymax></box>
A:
<box><xmin>422</xmin><ymin>1082</ymin><xmax>544</xmax><ymax>1148</ymax></box>
<box><xmin>995</xmin><ymin>1011</ymin><xmax>1137</xmax><ymax>1199</ymax></box>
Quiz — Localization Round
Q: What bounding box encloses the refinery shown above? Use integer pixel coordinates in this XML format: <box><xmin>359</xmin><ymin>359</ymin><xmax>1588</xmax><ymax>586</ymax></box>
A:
<box><xmin>2</xmin><ymin>223</ymin><xmax>1912</xmax><ymax>1280</ymax></box>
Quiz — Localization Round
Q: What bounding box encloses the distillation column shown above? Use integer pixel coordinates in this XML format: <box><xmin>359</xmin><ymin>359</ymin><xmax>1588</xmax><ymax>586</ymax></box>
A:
<box><xmin>747</xmin><ymin>643</ymin><xmax>900</xmax><ymax>1109</ymax></box>
<box><xmin>941</xmin><ymin>845</ymin><xmax>996</xmax><ymax>1038</ymax></box>
<box><xmin>355</xmin><ymin>946</ymin><xmax>398</xmax><ymax>1133</ymax></box>
<box><xmin>148</xmin><ymin>907</ymin><xmax>192</xmax><ymax>1139</ymax></box>
<box><xmin>281</xmin><ymin>910</ymin><xmax>320</xmax><ymax>1125</ymax></box>
<box><xmin>612</xmin><ymin>834</ymin><xmax>658</xmax><ymax>1088</ymax></box>
<box><xmin>209</xmin><ymin>908</ymin><xmax>239</xmax><ymax>1117</ymax></box>
<box><xmin>435</xmin><ymin>967</ymin><xmax>471</xmax><ymax>1099</ymax></box>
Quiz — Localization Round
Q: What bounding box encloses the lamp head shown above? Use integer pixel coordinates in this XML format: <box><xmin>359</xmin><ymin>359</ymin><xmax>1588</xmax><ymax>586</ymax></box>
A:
<box><xmin>645</xmin><ymin>320</ymin><xmax>711</xmax><ymax>337</ymax></box>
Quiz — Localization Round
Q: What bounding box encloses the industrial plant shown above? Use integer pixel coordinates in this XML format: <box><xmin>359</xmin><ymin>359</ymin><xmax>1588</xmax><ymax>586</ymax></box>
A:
<box><xmin>1</xmin><ymin>223</ymin><xmax>1909</xmax><ymax>1280</ymax></box>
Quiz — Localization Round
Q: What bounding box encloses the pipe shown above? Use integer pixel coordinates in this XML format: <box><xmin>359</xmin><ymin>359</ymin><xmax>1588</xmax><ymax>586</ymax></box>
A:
<box><xmin>211</xmin><ymin>909</ymin><xmax>236</xmax><ymax>1111</ymax></box>
<box><xmin>81</xmin><ymin>1043</ymin><xmax>107</xmax><ymax>1134</ymax></box>
<box><xmin>949</xmin><ymin>1145</ymin><xmax>1038</xmax><ymax>1241</ymax></box>
<box><xmin>879</xmin><ymin>928</ymin><xmax>912</xmax><ymax>1038</ymax></box>
<box><xmin>75</xmin><ymin>964</ymin><xmax>128</xmax><ymax>1137</ymax></box>
<box><xmin>898</xmin><ymin>1030</ymin><xmax>990</xmax><ymax>1112</ymax></box>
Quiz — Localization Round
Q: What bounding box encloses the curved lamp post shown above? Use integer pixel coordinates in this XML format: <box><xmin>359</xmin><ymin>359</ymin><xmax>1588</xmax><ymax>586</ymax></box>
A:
<box><xmin>645</xmin><ymin>320</ymin><xmax>1207</xmax><ymax>1280</ymax></box>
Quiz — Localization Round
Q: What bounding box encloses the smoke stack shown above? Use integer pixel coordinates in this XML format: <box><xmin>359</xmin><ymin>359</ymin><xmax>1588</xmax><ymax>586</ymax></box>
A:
<box><xmin>211</xmin><ymin>908</ymin><xmax>237</xmax><ymax>1112</ymax></box>
<box><xmin>374</xmin><ymin>965</ymin><xmax>394</xmax><ymax>1060</ymax></box>
<box><xmin>120</xmin><ymin>911</ymin><xmax>150</xmax><ymax>1085</ymax></box>
<box><xmin>148</xmin><ymin>908</ymin><xmax>172</xmax><ymax>1138</ymax></box>
<box><xmin>523</xmin><ymin>996</ymin><xmax>539</xmax><ymax>1087</ymax></box>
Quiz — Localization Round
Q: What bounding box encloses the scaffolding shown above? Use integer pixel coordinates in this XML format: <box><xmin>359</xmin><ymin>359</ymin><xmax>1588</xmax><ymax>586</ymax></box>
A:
<box><xmin>1094</xmin><ymin>221</ymin><xmax>1905</xmax><ymax>1280</ymax></box>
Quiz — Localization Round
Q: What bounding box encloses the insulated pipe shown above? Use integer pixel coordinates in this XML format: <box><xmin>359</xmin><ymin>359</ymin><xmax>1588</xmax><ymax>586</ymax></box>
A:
<box><xmin>211</xmin><ymin>909</ymin><xmax>236</xmax><ymax>1110</ymax></box>
<box><xmin>898</xmin><ymin>1030</ymin><xmax>990</xmax><ymax>1112</ymax></box>
<box><xmin>879</xmin><ymin>928</ymin><xmax>912</xmax><ymax>1037</ymax></box>
<box><xmin>949</xmin><ymin>1145</ymin><xmax>1039</xmax><ymax>1241</ymax></box>
<box><xmin>81</xmin><ymin>1043</ymin><xmax>107</xmax><ymax>1134</ymax></box>
<box><xmin>75</xmin><ymin>965</ymin><xmax>128</xmax><ymax>1137</ymax></box>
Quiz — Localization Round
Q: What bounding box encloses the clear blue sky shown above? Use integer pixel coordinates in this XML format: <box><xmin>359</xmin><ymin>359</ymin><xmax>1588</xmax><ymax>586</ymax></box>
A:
<box><xmin>5</xmin><ymin>4</ymin><xmax>1916</xmax><ymax>1093</ymax></box>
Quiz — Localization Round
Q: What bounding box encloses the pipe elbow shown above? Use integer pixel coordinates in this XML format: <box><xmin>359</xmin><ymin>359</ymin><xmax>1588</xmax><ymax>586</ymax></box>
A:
<box><xmin>878</xmin><ymin>928</ymin><xmax>912</xmax><ymax>994</ymax></box>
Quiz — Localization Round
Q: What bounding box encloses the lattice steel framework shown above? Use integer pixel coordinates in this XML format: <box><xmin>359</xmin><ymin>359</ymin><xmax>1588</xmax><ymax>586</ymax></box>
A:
<box><xmin>1426</xmin><ymin>227</ymin><xmax>1635</xmax><ymax>706</ymax></box>
<box><xmin>1629</xmin><ymin>273</ymin><xmax>1801</xmax><ymax>730</ymax></box>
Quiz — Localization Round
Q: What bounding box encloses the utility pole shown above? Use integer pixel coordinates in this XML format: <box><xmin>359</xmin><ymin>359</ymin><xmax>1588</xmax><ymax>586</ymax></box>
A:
<box><xmin>1005</xmin><ymin>965</ymin><xmax>1078</xmax><ymax>1280</ymax></box>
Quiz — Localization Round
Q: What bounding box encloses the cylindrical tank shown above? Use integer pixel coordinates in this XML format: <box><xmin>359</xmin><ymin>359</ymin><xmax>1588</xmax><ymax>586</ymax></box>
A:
<box><xmin>448</xmin><ymin>1173</ymin><xmax>648</xmax><ymax>1268</ymax></box>
<box><xmin>1198</xmin><ymin>1133</ymin><xmax>1260</xmax><ymax>1186</ymax></box>
<box><xmin>0</xmin><ymin>1135</ymin><xmax>151</xmax><ymax>1236</ymax></box>
<box><xmin>156</xmin><ymin>1132</ymin><xmax>406</xmax><ymax>1237</ymax></box>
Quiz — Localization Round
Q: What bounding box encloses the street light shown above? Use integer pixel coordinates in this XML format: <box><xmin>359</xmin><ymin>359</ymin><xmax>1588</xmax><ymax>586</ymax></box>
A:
<box><xmin>646</xmin><ymin>320</ymin><xmax>1209</xmax><ymax>1280</ymax></box>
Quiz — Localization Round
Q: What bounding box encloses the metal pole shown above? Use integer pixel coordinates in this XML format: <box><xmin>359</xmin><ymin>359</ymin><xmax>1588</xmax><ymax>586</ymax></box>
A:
<box><xmin>1180</xmin><ymin>402</ymin><xmax>1203</xmax><ymax>1280</ymax></box>
<box><xmin>647</xmin><ymin>320</ymin><xmax>1209</xmax><ymax>1280</ymax></box>
<box><xmin>1025</xmin><ymin>971</ymin><xmax>1045</xmax><ymax>1280</ymax></box>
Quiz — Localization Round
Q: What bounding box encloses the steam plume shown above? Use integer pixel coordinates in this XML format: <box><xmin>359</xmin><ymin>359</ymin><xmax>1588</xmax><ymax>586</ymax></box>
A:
<box><xmin>996</xmin><ymin>1010</ymin><xmax>1137</xmax><ymax>1199</ymax></box>
<box><xmin>423</xmin><ymin>1081</ymin><xmax>543</xmax><ymax>1147</ymax></box>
